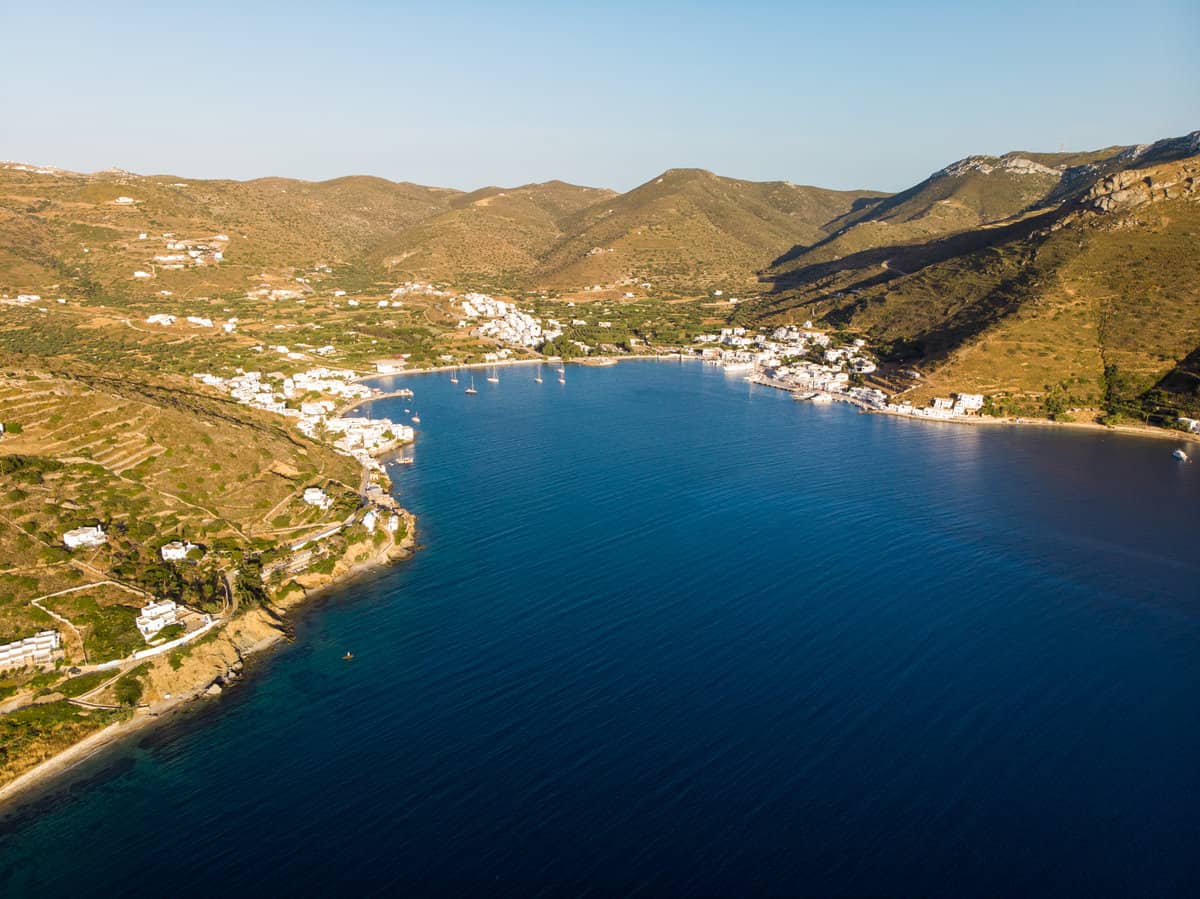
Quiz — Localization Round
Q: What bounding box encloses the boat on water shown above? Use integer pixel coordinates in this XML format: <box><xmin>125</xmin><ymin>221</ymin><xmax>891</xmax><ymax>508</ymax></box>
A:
<box><xmin>811</xmin><ymin>393</ymin><xmax>833</xmax><ymax>404</ymax></box>
<box><xmin>342</xmin><ymin>652</ymin><xmax>354</xmax><ymax>661</ymax></box>
<box><xmin>486</xmin><ymin>366</ymin><xmax>500</xmax><ymax>383</ymax></box>
<box><xmin>1173</xmin><ymin>448</ymin><xmax>1189</xmax><ymax>462</ymax></box>
<box><xmin>792</xmin><ymin>391</ymin><xmax>817</xmax><ymax>401</ymax></box>
<box><xmin>558</xmin><ymin>370</ymin><xmax>566</xmax><ymax>384</ymax></box>
<box><xmin>411</xmin><ymin>414</ymin><xmax>420</xmax><ymax>423</ymax></box>
<box><xmin>398</xmin><ymin>458</ymin><xmax>414</xmax><ymax>465</ymax></box>
<box><xmin>535</xmin><ymin>363</ymin><xmax>543</xmax><ymax>383</ymax></box>
<box><xmin>465</xmin><ymin>376</ymin><xmax>478</xmax><ymax>395</ymax></box>
<box><xmin>450</xmin><ymin>367</ymin><xmax>458</xmax><ymax>384</ymax></box>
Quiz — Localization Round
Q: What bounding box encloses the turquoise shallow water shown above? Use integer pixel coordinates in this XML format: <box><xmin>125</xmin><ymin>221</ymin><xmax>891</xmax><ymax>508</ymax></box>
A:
<box><xmin>2</xmin><ymin>360</ymin><xmax>1198</xmax><ymax>896</ymax></box>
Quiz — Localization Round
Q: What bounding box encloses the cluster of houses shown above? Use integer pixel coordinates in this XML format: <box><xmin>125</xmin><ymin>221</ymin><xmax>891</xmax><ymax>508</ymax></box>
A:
<box><xmin>698</xmin><ymin>325</ymin><xmax>993</xmax><ymax>422</ymax></box>
<box><xmin>194</xmin><ymin>367</ymin><xmax>373</xmax><ymax>416</ymax></box>
<box><xmin>2</xmin><ymin>293</ymin><xmax>67</xmax><ymax>307</ymax></box>
<box><xmin>0</xmin><ymin>630</ymin><xmax>62</xmax><ymax>672</ymax></box>
<box><xmin>697</xmin><ymin>324</ymin><xmax>873</xmax><ymax>383</ymax></box>
<box><xmin>194</xmin><ymin>367</ymin><xmax>411</xmax><ymax>471</ymax></box>
<box><xmin>146</xmin><ymin>313</ymin><xmax>224</xmax><ymax>329</ymax></box>
<box><xmin>888</xmin><ymin>393</ymin><xmax>986</xmax><ymax>419</ymax></box>
<box><xmin>143</xmin><ymin>232</ymin><xmax>226</xmax><ymax>270</ymax></box>
<box><xmin>390</xmin><ymin>281</ymin><xmax>446</xmax><ymax>298</ymax></box>
<box><xmin>456</xmin><ymin>292</ymin><xmax>563</xmax><ymax>349</ymax></box>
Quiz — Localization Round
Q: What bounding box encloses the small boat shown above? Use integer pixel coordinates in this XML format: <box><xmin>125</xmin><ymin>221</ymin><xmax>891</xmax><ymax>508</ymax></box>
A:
<box><xmin>450</xmin><ymin>367</ymin><xmax>459</xmax><ymax>384</ymax></box>
<box><xmin>411</xmin><ymin>414</ymin><xmax>420</xmax><ymax>423</ymax></box>
<box><xmin>535</xmin><ymin>363</ymin><xmax>543</xmax><ymax>384</ymax></box>
<box><xmin>486</xmin><ymin>366</ymin><xmax>500</xmax><ymax>383</ymax></box>
<box><xmin>558</xmin><ymin>370</ymin><xmax>566</xmax><ymax>384</ymax></box>
<box><xmin>342</xmin><ymin>652</ymin><xmax>354</xmax><ymax>661</ymax></box>
<box><xmin>465</xmin><ymin>376</ymin><xmax>478</xmax><ymax>395</ymax></box>
<box><xmin>398</xmin><ymin>458</ymin><xmax>414</xmax><ymax>465</ymax></box>
<box><xmin>1173</xmin><ymin>449</ymin><xmax>1189</xmax><ymax>462</ymax></box>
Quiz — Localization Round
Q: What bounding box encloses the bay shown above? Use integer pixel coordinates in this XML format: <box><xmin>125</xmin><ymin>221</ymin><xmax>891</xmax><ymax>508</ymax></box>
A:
<box><xmin>2</xmin><ymin>360</ymin><xmax>1198</xmax><ymax>896</ymax></box>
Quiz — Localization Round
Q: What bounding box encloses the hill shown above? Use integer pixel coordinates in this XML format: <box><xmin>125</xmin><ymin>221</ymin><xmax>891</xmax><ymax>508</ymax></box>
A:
<box><xmin>533</xmin><ymin>168</ymin><xmax>886</xmax><ymax>291</ymax></box>
<box><xmin>373</xmin><ymin>180</ymin><xmax>615</xmax><ymax>282</ymax></box>
<box><xmin>746</xmin><ymin>142</ymin><xmax>1200</xmax><ymax>425</ymax></box>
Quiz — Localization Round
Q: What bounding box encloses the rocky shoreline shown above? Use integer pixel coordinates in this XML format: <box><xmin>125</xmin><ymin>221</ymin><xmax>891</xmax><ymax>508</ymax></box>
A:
<box><xmin>0</xmin><ymin>511</ymin><xmax>417</xmax><ymax>812</ymax></box>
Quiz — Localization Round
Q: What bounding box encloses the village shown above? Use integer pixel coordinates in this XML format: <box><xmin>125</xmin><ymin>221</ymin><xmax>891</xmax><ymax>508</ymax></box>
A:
<box><xmin>690</xmin><ymin>324</ymin><xmax>987</xmax><ymax>421</ymax></box>
<box><xmin>0</xmin><ymin>353</ymin><xmax>416</xmax><ymax>700</ymax></box>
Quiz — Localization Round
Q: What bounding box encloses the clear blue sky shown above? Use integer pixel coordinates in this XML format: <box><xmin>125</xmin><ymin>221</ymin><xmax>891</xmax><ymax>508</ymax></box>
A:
<box><xmin>2</xmin><ymin>0</ymin><xmax>1197</xmax><ymax>192</ymax></box>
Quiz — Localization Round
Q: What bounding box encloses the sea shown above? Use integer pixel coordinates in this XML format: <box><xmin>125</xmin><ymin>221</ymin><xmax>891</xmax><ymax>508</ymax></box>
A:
<box><xmin>2</xmin><ymin>360</ymin><xmax>1198</xmax><ymax>896</ymax></box>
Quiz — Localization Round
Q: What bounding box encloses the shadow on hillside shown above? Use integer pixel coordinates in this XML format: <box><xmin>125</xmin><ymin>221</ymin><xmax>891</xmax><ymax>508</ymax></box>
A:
<box><xmin>1145</xmin><ymin>343</ymin><xmax>1200</xmax><ymax>419</ymax></box>
<box><xmin>760</xmin><ymin>207</ymin><xmax>1059</xmax><ymax>295</ymax></box>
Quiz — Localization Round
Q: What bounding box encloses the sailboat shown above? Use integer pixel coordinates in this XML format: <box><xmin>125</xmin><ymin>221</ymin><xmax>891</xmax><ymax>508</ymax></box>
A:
<box><xmin>534</xmin><ymin>363</ymin><xmax>543</xmax><ymax>383</ymax></box>
<box><xmin>411</xmin><ymin>412</ymin><xmax>420</xmax><ymax>423</ymax></box>
<box><xmin>486</xmin><ymin>366</ymin><xmax>499</xmax><ymax>383</ymax></box>
<box><xmin>558</xmin><ymin>366</ymin><xmax>566</xmax><ymax>384</ymax></box>
<box><xmin>465</xmin><ymin>376</ymin><xmax>478</xmax><ymax>395</ymax></box>
<box><xmin>450</xmin><ymin>366</ymin><xmax>458</xmax><ymax>384</ymax></box>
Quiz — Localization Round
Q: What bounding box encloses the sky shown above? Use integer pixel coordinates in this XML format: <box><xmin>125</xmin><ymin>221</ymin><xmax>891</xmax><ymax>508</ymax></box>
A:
<box><xmin>2</xmin><ymin>0</ymin><xmax>1197</xmax><ymax>192</ymax></box>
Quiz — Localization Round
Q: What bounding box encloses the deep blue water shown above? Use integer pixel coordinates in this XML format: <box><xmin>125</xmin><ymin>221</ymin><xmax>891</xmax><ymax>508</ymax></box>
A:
<box><xmin>2</xmin><ymin>360</ymin><xmax>1199</xmax><ymax>896</ymax></box>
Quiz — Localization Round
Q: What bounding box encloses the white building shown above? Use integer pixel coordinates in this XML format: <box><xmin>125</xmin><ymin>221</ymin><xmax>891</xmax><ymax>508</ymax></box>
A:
<box><xmin>953</xmin><ymin>393</ymin><xmax>985</xmax><ymax>415</ymax></box>
<box><xmin>303</xmin><ymin>486</ymin><xmax>333</xmax><ymax>509</ymax></box>
<box><xmin>63</xmin><ymin>525</ymin><xmax>107</xmax><ymax>549</ymax></box>
<box><xmin>160</xmin><ymin>541</ymin><xmax>198</xmax><ymax>562</ymax></box>
<box><xmin>136</xmin><ymin>600</ymin><xmax>178</xmax><ymax>638</ymax></box>
<box><xmin>0</xmin><ymin>630</ymin><xmax>61</xmax><ymax>672</ymax></box>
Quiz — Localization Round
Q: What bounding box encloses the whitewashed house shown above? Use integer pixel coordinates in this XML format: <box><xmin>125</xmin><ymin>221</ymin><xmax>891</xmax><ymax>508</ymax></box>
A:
<box><xmin>160</xmin><ymin>541</ymin><xmax>198</xmax><ymax>562</ymax></box>
<box><xmin>136</xmin><ymin>600</ymin><xmax>178</xmax><ymax>638</ymax></box>
<box><xmin>63</xmin><ymin>525</ymin><xmax>107</xmax><ymax>549</ymax></box>
<box><xmin>303</xmin><ymin>486</ymin><xmax>333</xmax><ymax>509</ymax></box>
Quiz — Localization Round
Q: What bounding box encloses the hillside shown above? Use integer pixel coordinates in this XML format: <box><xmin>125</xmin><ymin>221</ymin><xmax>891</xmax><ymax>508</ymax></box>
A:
<box><xmin>769</xmin><ymin>133</ymin><xmax>1200</xmax><ymax>275</ymax></box>
<box><xmin>534</xmin><ymin>168</ymin><xmax>886</xmax><ymax>291</ymax></box>
<box><xmin>746</xmin><ymin>146</ymin><xmax>1200</xmax><ymax>424</ymax></box>
<box><xmin>373</xmin><ymin>181</ymin><xmax>615</xmax><ymax>281</ymax></box>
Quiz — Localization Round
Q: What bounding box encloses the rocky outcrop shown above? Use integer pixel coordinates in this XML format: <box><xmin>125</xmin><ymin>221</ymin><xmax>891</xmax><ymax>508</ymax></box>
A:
<box><xmin>941</xmin><ymin>155</ymin><xmax>1062</xmax><ymax>178</ymax></box>
<box><xmin>1083</xmin><ymin>159</ymin><xmax>1199</xmax><ymax>212</ymax></box>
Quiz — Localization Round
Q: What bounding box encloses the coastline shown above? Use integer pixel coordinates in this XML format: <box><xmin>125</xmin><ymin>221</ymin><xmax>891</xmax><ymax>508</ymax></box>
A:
<box><xmin>0</xmin><ymin>511</ymin><xmax>417</xmax><ymax>814</ymax></box>
<box><xmin>376</xmin><ymin>352</ymin><xmax>1196</xmax><ymax>447</ymax></box>
<box><xmin>748</xmin><ymin>375</ymin><xmax>1200</xmax><ymax>448</ymax></box>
